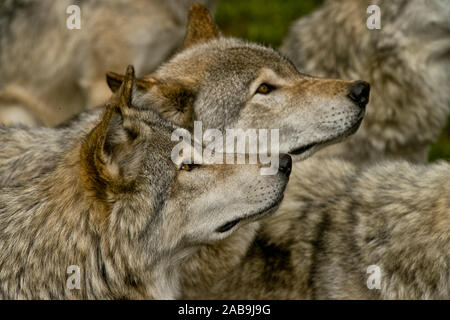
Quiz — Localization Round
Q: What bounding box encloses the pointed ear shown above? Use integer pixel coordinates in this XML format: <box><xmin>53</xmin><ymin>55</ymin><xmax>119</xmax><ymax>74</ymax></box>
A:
<box><xmin>117</xmin><ymin>65</ymin><xmax>135</xmax><ymax>107</ymax></box>
<box><xmin>183</xmin><ymin>4</ymin><xmax>219</xmax><ymax>49</ymax></box>
<box><xmin>80</xmin><ymin>106</ymin><xmax>126</xmax><ymax>198</ymax></box>
<box><xmin>82</xmin><ymin>66</ymin><xmax>140</xmax><ymax>199</ymax></box>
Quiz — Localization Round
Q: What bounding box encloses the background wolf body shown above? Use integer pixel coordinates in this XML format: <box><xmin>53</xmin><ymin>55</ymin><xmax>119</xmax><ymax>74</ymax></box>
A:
<box><xmin>182</xmin><ymin>158</ymin><xmax>450</xmax><ymax>299</ymax></box>
<box><xmin>281</xmin><ymin>0</ymin><xmax>450</xmax><ymax>163</ymax></box>
<box><xmin>0</xmin><ymin>0</ymin><xmax>217</xmax><ymax>127</ymax></box>
<box><xmin>0</xmin><ymin>66</ymin><xmax>290</xmax><ymax>299</ymax></box>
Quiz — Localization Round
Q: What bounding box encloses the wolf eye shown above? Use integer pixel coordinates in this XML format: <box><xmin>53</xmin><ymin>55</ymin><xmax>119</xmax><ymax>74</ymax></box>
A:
<box><xmin>180</xmin><ymin>163</ymin><xmax>199</xmax><ymax>171</ymax></box>
<box><xmin>181</xmin><ymin>163</ymin><xmax>191</xmax><ymax>171</ymax></box>
<box><xmin>256</xmin><ymin>83</ymin><xmax>275</xmax><ymax>95</ymax></box>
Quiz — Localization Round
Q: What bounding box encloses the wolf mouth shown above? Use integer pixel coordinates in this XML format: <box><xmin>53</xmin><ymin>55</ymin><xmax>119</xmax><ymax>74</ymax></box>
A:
<box><xmin>216</xmin><ymin>196</ymin><xmax>284</xmax><ymax>233</ymax></box>
<box><xmin>289</xmin><ymin>116</ymin><xmax>364</xmax><ymax>156</ymax></box>
<box><xmin>290</xmin><ymin>143</ymin><xmax>316</xmax><ymax>155</ymax></box>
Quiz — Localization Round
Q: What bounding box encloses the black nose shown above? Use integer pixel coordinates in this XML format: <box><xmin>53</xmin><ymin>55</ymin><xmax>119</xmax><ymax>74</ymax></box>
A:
<box><xmin>278</xmin><ymin>154</ymin><xmax>292</xmax><ymax>177</ymax></box>
<box><xmin>348</xmin><ymin>81</ymin><xmax>370</xmax><ymax>107</ymax></box>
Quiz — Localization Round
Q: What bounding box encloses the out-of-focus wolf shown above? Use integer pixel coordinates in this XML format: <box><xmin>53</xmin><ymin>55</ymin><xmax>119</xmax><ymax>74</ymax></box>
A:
<box><xmin>0</xmin><ymin>0</ymin><xmax>217</xmax><ymax>126</ymax></box>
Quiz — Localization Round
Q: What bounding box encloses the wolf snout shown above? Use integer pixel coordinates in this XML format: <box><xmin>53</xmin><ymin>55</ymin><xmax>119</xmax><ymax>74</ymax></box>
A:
<box><xmin>348</xmin><ymin>81</ymin><xmax>370</xmax><ymax>108</ymax></box>
<box><xmin>278</xmin><ymin>154</ymin><xmax>292</xmax><ymax>177</ymax></box>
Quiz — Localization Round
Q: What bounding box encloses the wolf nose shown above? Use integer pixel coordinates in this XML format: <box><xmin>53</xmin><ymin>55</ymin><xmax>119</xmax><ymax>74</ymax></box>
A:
<box><xmin>348</xmin><ymin>81</ymin><xmax>370</xmax><ymax>107</ymax></box>
<box><xmin>278</xmin><ymin>154</ymin><xmax>292</xmax><ymax>177</ymax></box>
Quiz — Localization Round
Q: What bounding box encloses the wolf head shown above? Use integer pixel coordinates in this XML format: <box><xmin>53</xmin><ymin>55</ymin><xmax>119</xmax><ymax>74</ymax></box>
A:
<box><xmin>82</xmin><ymin>66</ymin><xmax>290</xmax><ymax>250</ymax></box>
<box><xmin>107</xmin><ymin>4</ymin><xmax>370</xmax><ymax>162</ymax></box>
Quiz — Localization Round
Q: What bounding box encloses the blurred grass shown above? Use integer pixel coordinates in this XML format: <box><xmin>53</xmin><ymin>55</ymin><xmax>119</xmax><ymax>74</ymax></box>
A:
<box><xmin>214</xmin><ymin>0</ymin><xmax>450</xmax><ymax>162</ymax></box>
<box><xmin>215</xmin><ymin>0</ymin><xmax>324</xmax><ymax>48</ymax></box>
<box><xmin>429</xmin><ymin>118</ymin><xmax>450</xmax><ymax>162</ymax></box>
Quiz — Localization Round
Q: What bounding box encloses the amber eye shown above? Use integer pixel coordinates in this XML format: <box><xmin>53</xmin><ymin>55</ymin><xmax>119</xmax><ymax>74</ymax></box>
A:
<box><xmin>256</xmin><ymin>83</ymin><xmax>275</xmax><ymax>95</ymax></box>
<box><xmin>181</xmin><ymin>163</ymin><xmax>192</xmax><ymax>171</ymax></box>
<box><xmin>180</xmin><ymin>163</ymin><xmax>199</xmax><ymax>171</ymax></box>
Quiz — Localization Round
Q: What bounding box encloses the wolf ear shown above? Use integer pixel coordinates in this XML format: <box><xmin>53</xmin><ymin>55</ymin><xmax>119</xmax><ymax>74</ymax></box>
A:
<box><xmin>106</xmin><ymin>71</ymin><xmax>157</xmax><ymax>93</ymax></box>
<box><xmin>82</xmin><ymin>65</ymin><xmax>141</xmax><ymax>197</ymax></box>
<box><xmin>107</xmin><ymin>71</ymin><xmax>195</xmax><ymax>130</ymax></box>
<box><xmin>183</xmin><ymin>4</ymin><xmax>219</xmax><ymax>49</ymax></box>
<box><xmin>107</xmin><ymin>70</ymin><xmax>195</xmax><ymax>130</ymax></box>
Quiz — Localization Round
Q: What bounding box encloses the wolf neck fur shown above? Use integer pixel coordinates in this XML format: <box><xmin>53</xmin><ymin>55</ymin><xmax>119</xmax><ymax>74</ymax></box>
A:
<box><xmin>0</xmin><ymin>124</ymin><xmax>181</xmax><ymax>299</ymax></box>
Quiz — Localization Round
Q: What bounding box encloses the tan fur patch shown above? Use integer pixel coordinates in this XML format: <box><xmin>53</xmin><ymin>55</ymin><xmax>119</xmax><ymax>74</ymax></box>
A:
<box><xmin>183</xmin><ymin>4</ymin><xmax>219</xmax><ymax>49</ymax></box>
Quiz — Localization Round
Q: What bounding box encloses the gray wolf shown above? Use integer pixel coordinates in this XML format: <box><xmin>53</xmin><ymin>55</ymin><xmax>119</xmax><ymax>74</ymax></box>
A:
<box><xmin>0</xmin><ymin>0</ymin><xmax>217</xmax><ymax>127</ymax></box>
<box><xmin>281</xmin><ymin>0</ymin><xmax>450</xmax><ymax>163</ymax></box>
<box><xmin>0</xmin><ymin>66</ymin><xmax>291</xmax><ymax>299</ymax></box>
<box><xmin>182</xmin><ymin>158</ymin><xmax>450</xmax><ymax>299</ymax></box>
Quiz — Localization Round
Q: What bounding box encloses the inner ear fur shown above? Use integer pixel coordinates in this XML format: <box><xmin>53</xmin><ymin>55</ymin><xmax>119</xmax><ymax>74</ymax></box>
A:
<box><xmin>183</xmin><ymin>3</ymin><xmax>219</xmax><ymax>49</ymax></box>
<box><xmin>80</xmin><ymin>106</ymin><xmax>123</xmax><ymax>200</ymax></box>
<box><xmin>107</xmin><ymin>72</ymin><xmax>196</xmax><ymax>130</ymax></box>
<box><xmin>154</xmin><ymin>81</ymin><xmax>196</xmax><ymax>130</ymax></box>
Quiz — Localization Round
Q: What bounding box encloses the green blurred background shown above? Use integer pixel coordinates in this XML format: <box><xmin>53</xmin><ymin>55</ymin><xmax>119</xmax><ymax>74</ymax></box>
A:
<box><xmin>214</xmin><ymin>0</ymin><xmax>450</xmax><ymax>162</ymax></box>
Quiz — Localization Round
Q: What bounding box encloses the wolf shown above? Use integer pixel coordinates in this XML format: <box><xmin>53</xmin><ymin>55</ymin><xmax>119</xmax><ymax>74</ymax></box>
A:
<box><xmin>0</xmin><ymin>0</ymin><xmax>217</xmax><ymax>127</ymax></box>
<box><xmin>281</xmin><ymin>0</ymin><xmax>450</xmax><ymax>163</ymax></box>
<box><xmin>0</xmin><ymin>66</ymin><xmax>291</xmax><ymax>299</ymax></box>
<box><xmin>182</xmin><ymin>158</ymin><xmax>450</xmax><ymax>299</ymax></box>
